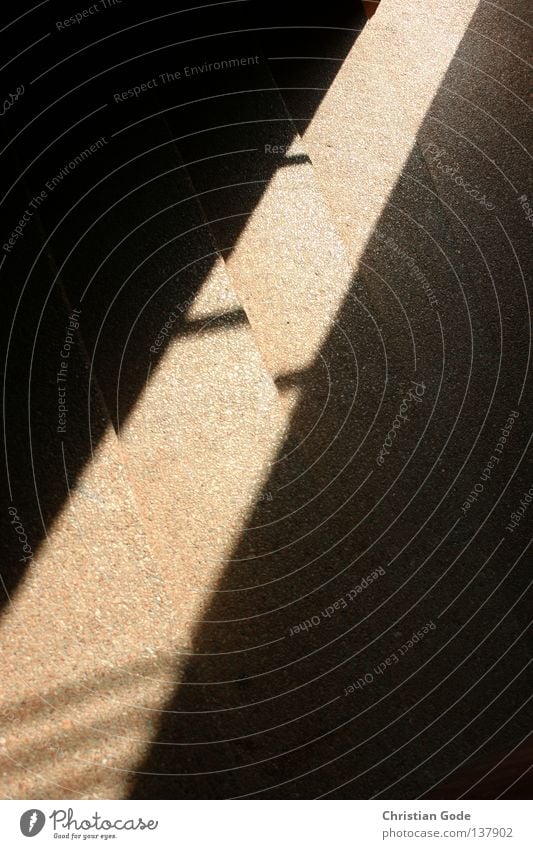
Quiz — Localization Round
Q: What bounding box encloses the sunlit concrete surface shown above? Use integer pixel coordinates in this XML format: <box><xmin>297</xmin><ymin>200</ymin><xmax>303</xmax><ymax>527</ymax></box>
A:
<box><xmin>1</xmin><ymin>0</ymin><xmax>531</xmax><ymax>801</ymax></box>
<box><xmin>302</xmin><ymin>0</ymin><xmax>483</xmax><ymax>266</ymax></box>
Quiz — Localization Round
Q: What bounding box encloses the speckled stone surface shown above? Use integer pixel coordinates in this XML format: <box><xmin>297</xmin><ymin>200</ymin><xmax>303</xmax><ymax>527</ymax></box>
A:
<box><xmin>0</xmin><ymin>124</ymin><xmax>285</xmax><ymax>798</ymax></box>
<box><xmin>0</xmin><ymin>277</ymin><xmax>176</xmax><ymax>799</ymax></box>
<box><xmin>1</xmin><ymin>0</ymin><xmax>531</xmax><ymax>802</ymax></box>
<box><xmin>130</xmin><ymin>0</ymin><xmax>532</xmax><ymax>799</ymax></box>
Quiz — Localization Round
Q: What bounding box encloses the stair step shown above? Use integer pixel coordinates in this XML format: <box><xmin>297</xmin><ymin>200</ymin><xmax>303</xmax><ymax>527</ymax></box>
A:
<box><xmin>128</xmin><ymin>0</ymin><xmax>533</xmax><ymax>798</ymax></box>
<box><xmin>1</xmin><ymin>246</ymin><xmax>176</xmax><ymax>798</ymax></box>
<box><xmin>0</xmin><ymin>132</ymin><xmax>287</xmax><ymax>797</ymax></box>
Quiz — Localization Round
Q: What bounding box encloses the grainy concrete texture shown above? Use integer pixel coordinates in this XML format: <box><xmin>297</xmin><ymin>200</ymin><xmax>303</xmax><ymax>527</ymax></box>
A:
<box><xmin>1</xmin><ymin>0</ymin><xmax>531</xmax><ymax>800</ymax></box>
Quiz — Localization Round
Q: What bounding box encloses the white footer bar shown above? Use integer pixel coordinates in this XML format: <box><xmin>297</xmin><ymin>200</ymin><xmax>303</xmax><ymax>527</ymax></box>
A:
<box><xmin>1</xmin><ymin>799</ymin><xmax>530</xmax><ymax>848</ymax></box>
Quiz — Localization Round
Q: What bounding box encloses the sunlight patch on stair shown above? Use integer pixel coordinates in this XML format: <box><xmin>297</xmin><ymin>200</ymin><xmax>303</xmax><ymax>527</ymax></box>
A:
<box><xmin>301</xmin><ymin>0</ymin><xmax>482</xmax><ymax>266</ymax></box>
<box><xmin>0</xmin><ymin>0</ymin><xmax>483</xmax><ymax>799</ymax></box>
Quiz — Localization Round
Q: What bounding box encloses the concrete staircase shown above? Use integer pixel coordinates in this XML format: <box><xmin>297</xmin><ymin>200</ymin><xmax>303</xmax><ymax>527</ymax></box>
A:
<box><xmin>1</xmin><ymin>0</ymin><xmax>532</xmax><ymax>799</ymax></box>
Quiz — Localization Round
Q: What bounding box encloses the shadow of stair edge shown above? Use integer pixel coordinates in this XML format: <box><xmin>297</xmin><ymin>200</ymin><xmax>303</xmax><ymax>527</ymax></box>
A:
<box><xmin>2</xmin><ymin>0</ymin><xmax>528</xmax><ymax>796</ymax></box>
<box><xmin>128</xmin><ymin>2</ymin><xmax>533</xmax><ymax>799</ymax></box>
<box><xmin>1</xmin><ymin>0</ymin><xmax>368</xmax><ymax>610</ymax></box>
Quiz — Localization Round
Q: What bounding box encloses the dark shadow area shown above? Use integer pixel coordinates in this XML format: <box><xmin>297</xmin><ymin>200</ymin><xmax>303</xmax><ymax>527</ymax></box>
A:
<box><xmin>429</xmin><ymin>736</ymin><xmax>533</xmax><ymax>799</ymax></box>
<box><xmin>128</xmin><ymin>1</ymin><xmax>532</xmax><ymax>798</ymax></box>
<box><xmin>1</xmin><ymin>0</ymin><xmax>531</xmax><ymax>800</ymax></box>
<box><xmin>1</xmin><ymin>0</ymin><xmax>366</xmax><ymax>606</ymax></box>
